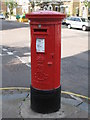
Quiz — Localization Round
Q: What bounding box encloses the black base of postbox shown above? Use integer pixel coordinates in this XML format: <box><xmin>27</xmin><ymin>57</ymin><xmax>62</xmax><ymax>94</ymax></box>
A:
<box><xmin>30</xmin><ymin>86</ymin><xmax>61</xmax><ymax>113</ymax></box>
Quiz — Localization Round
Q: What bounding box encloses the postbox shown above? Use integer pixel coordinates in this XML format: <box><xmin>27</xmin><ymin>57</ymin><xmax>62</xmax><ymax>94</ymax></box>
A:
<box><xmin>26</xmin><ymin>11</ymin><xmax>65</xmax><ymax>113</ymax></box>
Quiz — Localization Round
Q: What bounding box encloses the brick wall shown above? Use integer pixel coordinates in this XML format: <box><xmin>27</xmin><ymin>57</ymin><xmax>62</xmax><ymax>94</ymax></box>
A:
<box><xmin>0</xmin><ymin>2</ymin><xmax>7</xmax><ymax>13</ymax></box>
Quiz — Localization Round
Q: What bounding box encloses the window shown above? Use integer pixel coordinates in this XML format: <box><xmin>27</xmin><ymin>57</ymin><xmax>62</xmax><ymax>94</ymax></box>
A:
<box><xmin>88</xmin><ymin>8</ymin><xmax>90</xmax><ymax>15</ymax></box>
<box><xmin>48</xmin><ymin>5</ymin><xmax>53</xmax><ymax>11</ymax></box>
<box><xmin>82</xmin><ymin>7</ymin><xmax>85</xmax><ymax>10</ymax></box>
<box><xmin>74</xmin><ymin>18</ymin><xmax>81</xmax><ymax>22</ymax></box>
<box><xmin>56</xmin><ymin>7</ymin><xmax>58</xmax><ymax>11</ymax></box>
<box><xmin>49</xmin><ymin>7</ymin><xmax>51</xmax><ymax>10</ymax></box>
<box><xmin>44</xmin><ymin>6</ymin><xmax>48</xmax><ymax>10</ymax></box>
<box><xmin>71</xmin><ymin>17</ymin><xmax>75</xmax><ymax>21</ymax></box>
<box><xmin>65</xmin><ymin>6</ymin><xmax>69</xmax><ymax>14</ymax></box>
<box><xmin>76</xmin><ymin>7</ymin><xmax>79</xmax><ymax>16</ymax></box>
<box><xmin>67</xmin><ymin>17</ymin><xmax>71</xmax><ymax>20</ymax></box>
<box><xmin>81</xmin><ymin>18</ymin><xmax>89</xmax><ymax>22</ymax></box>
<box><xmin>60</xmin><ymin>6</ymin><xmax>64</xmax><ymax>13</ymax></box>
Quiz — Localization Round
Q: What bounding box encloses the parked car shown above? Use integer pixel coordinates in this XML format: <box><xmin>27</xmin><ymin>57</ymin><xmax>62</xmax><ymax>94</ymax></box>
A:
<box><xmin>66</xmin><ymin>16</ymin><xmax>90</xmax><ymax>31</ymax></box>
<box><xmin>62</xmin><ymin>18</ymin><xmax>66</xmax><ymax>25</ymax></box>
<box><xmin>16</xmin><ymin>14</ymin><xmax>20</xmax><ymax>20</ymax></box>
<box><xmin>16</xmin><ymin>14</ymin><xmax>28</xmax><ymax>22</ymax></box>
<box><xmin>0</xmin><ymin>13</ymin><xmax>5</xmax><ymax>19</ymax></box>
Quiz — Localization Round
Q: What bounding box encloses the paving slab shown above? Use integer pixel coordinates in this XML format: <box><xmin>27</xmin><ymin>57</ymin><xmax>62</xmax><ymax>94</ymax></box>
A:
<box><xmin>21</xmin><ymin>95</ymin><xmax>88</xmax><ymax>118</ymax></box>
<box><xmin>2</xmin><ymin>90</ymin><xmax>29</xmax><ymax>118</ymax></box>
<box><xmin>1</xmin><ymin>90</ymin><xmax>89</xmax><ymax>119</ymax></box>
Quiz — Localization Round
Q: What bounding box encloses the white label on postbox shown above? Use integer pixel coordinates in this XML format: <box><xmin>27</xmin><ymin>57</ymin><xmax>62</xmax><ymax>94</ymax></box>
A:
<box><xmin>36</xmin><ymin>38</ymin><xmax>45</xmax><ymax>53</ymax></box>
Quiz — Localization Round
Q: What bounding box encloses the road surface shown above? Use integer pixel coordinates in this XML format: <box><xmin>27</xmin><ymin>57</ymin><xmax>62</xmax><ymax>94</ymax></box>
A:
<box><xmin>0</xmin><ymin>20</ymin><xmax>88</xmax><ymax>96</ymax></box>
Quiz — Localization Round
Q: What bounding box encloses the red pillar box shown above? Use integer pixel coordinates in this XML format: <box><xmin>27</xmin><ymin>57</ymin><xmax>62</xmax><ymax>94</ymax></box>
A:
<box><xmin>26</xmin><ymin>11</ymin><xmax>65</xmax><ymax>113</ymax></box>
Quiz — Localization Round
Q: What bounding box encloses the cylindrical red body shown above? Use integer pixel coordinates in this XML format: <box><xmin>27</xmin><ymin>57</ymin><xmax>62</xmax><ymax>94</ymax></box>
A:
<box><xmin>26</xmin><ymin>11</ymin><xmax>65</xmax><ymax>113</ymax></box>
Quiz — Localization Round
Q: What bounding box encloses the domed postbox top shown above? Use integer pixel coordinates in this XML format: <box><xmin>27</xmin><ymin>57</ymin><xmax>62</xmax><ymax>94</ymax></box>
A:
<box><xmin>26</xmin><ymin>11</ymin><xmax>66</xmax><ymax>22</ymax></box>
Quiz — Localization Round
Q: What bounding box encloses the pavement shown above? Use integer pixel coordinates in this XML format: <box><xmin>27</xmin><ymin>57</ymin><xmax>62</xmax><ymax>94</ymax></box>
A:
<box><xmin>1</xmin><ymin>89</ymin><xmax>89</xmax><ymax>119</ymax></box>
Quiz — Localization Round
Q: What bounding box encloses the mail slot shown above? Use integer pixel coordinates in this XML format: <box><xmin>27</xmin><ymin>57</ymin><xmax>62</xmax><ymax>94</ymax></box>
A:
<box><xmin>26</xmin><ymin>11</ymin><xmax>66</xmax><ymax>113</ymax></box>
<box><xmin>34</xmin><ymin>29</ymin><xmax>47</xmax><ymax>32</ymax></box>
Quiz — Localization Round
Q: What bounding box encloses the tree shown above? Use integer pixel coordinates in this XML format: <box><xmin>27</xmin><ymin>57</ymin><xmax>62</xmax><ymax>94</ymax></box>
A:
<box><xmin>6</xmin><ymin>0</ymin><xmax>17</xmax><ymax>19</ymax></box>
<box><xmin>83</xmin><ymin>0</ymin><xmax>88</xmax><ymax>7</ymax></box>
<box><xmin>83</xmin><ymin>0</ymin><xmax>90</xmax><ymax>18</ymax></box>
<box><xmin>30</xmin><ymin>1</ymin><xmax>35</xmax><ymax>12</ymax></box>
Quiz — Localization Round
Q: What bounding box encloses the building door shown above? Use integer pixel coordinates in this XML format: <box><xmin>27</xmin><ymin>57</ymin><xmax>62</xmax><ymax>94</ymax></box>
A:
<box><xmin>82</xmin><ymin>6</ymin><xmax>87</xmax><ymax>18</ymax></box>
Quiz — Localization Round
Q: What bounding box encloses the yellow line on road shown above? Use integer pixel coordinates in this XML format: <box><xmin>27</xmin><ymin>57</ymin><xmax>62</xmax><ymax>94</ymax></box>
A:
<box><xmin>0</xmin><ymin>87</ymin><xmax>30</xmax><ymax>90</ymax></box>
<box><xmin>61</xmin><ymin>91</ymin><xmax>90</xmax><ymax>100</ymax></box>
<box><xmin>0</xmin><ymin>87</ymin><xmax>89</xmax><ymax>100</ymax></box>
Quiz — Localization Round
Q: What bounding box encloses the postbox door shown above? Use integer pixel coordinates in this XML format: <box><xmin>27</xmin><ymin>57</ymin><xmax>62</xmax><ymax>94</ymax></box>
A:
<box><xmin>31</xmin><ymin>26</ymin><xmax>55</xmax><ymax>90</ymax></box>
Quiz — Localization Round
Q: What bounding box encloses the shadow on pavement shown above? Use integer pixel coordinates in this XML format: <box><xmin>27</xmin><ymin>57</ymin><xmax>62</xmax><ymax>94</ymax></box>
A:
<box><xmin>1</xmin><ymin>20</ymin><xmax>29</xmax><ymax>31</ymax></box>
<box><xmin>1</xmin><ymin>45</ymin><xmax>89</xmax><ymax>97</ymax></box>
<box><xmin>61</xmin><ymin>50</ymin><xmax>89</xmax><ymax>96</ymax></box>
<box><xmin>1</xmin><ymin>45</ymin><xmax>31</xmax><ymax>88</ymax></box>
